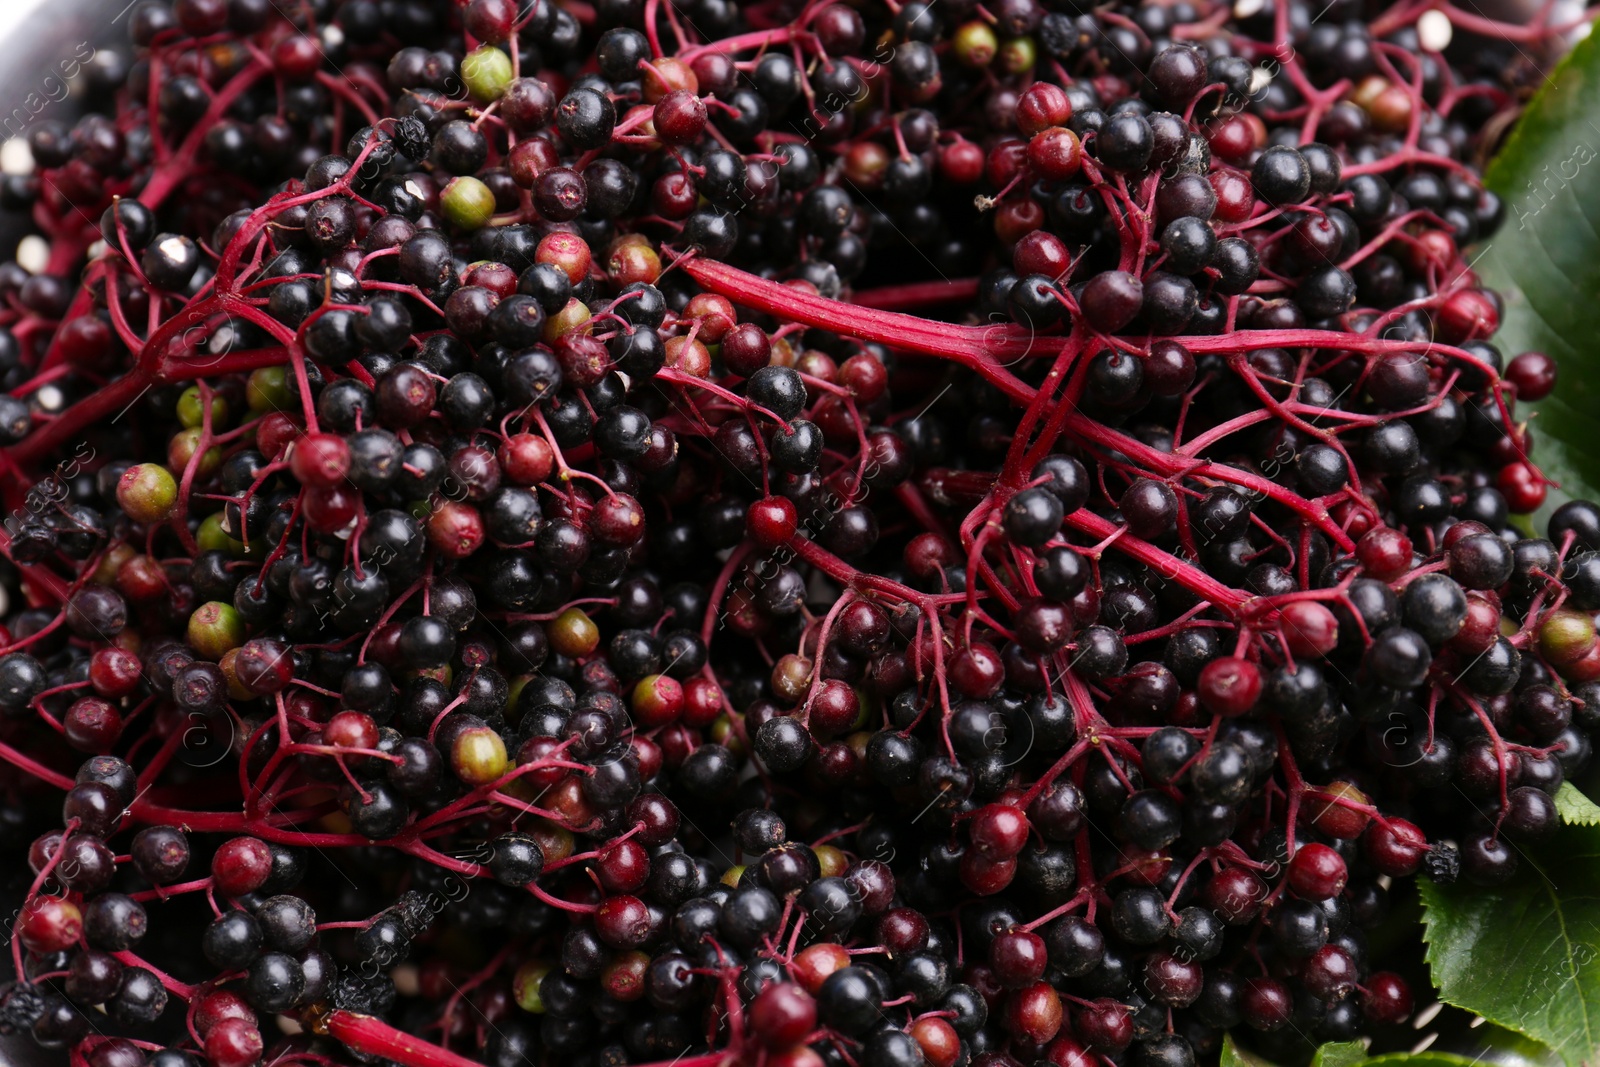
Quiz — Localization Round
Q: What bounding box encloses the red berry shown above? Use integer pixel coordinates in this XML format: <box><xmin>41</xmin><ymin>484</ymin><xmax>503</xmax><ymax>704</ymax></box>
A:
<box><xmin>940</xmin><ymin>139</ymin><xmax>986</xmax><ymax>184</ymax></box>
<box><xmin>748</xmin><ymin>496</ymin><xmax>799</xmax><ymax>548</ymax></box>
<box><xmin>631</xmin><ymin>674</ymin><xmax>684</xmax><ymax>728</ymax></box>
<box><xmin>273</xmin><ymin>34</ymin><xmax>324</xmax><ymax>81</ymax></box>
<box><xmin>721</xmin><ymin>323</ymin><xmax>772</xmax><ymax>376</ymax></box>
<box><xmin>1497</xmin><ymin>461</ymin><xmax>1547</xmax><ymax>513</ymax></box>
<box><xmin>595</xmin><ymin>838</ymin><xmax>651</xmax><ymax>893</ymax></box>
<box><xmin>89</xmin><ymin>647</ymin><xmax>142</xmax><ymax>698</ymax></box>
<box><xmin>426</xmin><ymin>500</ymin><xmax>486</xmax><ymax>558</ymax></box>
<box><xmin>601</xmin><ymin>951</ymin><xmax>649</xmax><ymax>1002</ymax></box>
<box><xmin>205</xmin><ymin>1016</ymin><xmax>264</xmax><ymax>1067</ymax></box>
<box><xmin>654</xmin><ymin>89</ymin><xmax>708</xmax><ymax>145</ymax></box>
<box><xmin>808</xmin><ymin>679</ymin><xmax>860</xmax><ymax>737</ymax></box>
<box><xmin>910</xmin><ymin>1017</ymin><xmax>961</xmax><ymax>1067</ymax></box>
<box><xmin>1073</xmin><ymin>999</ymin><xmax>1132</xmax><ymax>1052</ymax></box>
<box><xmin>838</xmin><ymin>353</ymin><xmax>888</xmax><ymax>404</ymax></box>
<box><xmin>465</xmin><ymin>0</ymin><xmax>519</xmax><ymax>43</ymax></box>
<box><xmin>498</xmin><ymin>433</ymin><xmax>555</xmax><ymax>485</ymax></box>
<box><xmin>174</xmin><ymin>0</ymin><xmax>228</xmax><ymax>35</ymax></box>
<box><xmin>1361</xmin><ymin>971</ymin><xmax>1414</xmax><ymax>1024</ymax></box>
<box><xmin>969</xmin><ymin>803</ymin><xmax>1030</xmax><ymax>860</ymax></box>
<box><xmin>211</xmin><ymin>836</ymin><xmax>273</xmax><ymax>897</ymax></box>
<box><xmin>591</xmin><ymin>493</ymin><xmax>647</xmax><ymax>546</ymax></box>
<box><xmin>1242</xmin><ymin>977</ymin><xmax>1293</xmax><ymax>1031</ymax></box>
<box><xmin>951</xmin><ymin>642</ymin><xmax>1005</xmax><ymax>698</ymax></box>
<box><xmin>290</xmin><ymin>432</ymin><xmax>350</xmax><ymax>488</ymax></box>
<box><xmin>1207</xmin><ymin>113</ymin><xmax>1264</xmax><ymax>165</ymax></box>
<box><xmin>680</xmin><ymin>677</ymin><xmax>724</xmax><ymax>728</ymax></box>
<box><xmin>256</xmin><ymin>412</ymin><xmax>300</xmax><ymax>459</ymax></box>
<box><xmin>990</xmin><ymin>929</ymin><xmax>1048</xmax><ymax>987</ymax></box>
<box><xmin>1197</xmin><ymin>657</ymin><xmax>1261</xmax><ymax>717</ymax></box>
<box><xmin>1203</xmin><ymin>867</ymin><xmax>1267</xmax><ymax>924</ymax></box>
<box><xmin>1004</xmin><ymin>981</ymin><xmax>1063</xmax><ymax>1043</ymax></box>
<box><xmin>324</xmin><ymin>710</ymin><xmax>379</xmax><ymax>751</ymax></box>
<box><xmin>1436</xmin><ymin>288</ymin><xmax>1499</xmax><ymax>342</ymax></box>
<box><xmin>1363</xmin><ymin>817</ymin><xmax>1429</xmax><ymax>877</ymax></box>
<box><xmin>959</xmin><ymin>850</ymin><xmax>1016</xmax><ymax>895</ymax></box>
<box><xmin>64</xmin><ymin>698</ymin><xmax>122</xmax><ymax>754</ymax></box>
<box><xmin>1015</xmin><ymin>83</ymin><xmax>1072</xmax><ymax>136</ymax></box>
<box><xmin>1304</xmin><ymin>944</ymin><xmax>1358</xmax><ymax>1001</ymax></box>
<box><xmin>749</xmin><ymin>982</ymin><xmax>816</xmax><ymax>1047</ymax></box>
<box><xmin>1307</xmin><ymin>780</ymin><xmax>1371</xmax><ymax>840</ymax></box>
<box><xmin>1027</xmin><ymin>127</ymin><xmax>1082</xmax><ymax>180</ymax></box>
<box><xmin>876</xmin><ymin>908</ymin><xmax>930</xmax><ymax>956</ymax></box>
<box><xmin>303</xmin><ymin>484</ymin><xmax>360</xmax><ymax>532</ymax></box>
<box><xmin>905</xmin><ymin>533</ymin><xmax>959</xmax><ymax>582</ymax></box>
<box><xmin>1013</xmin><ymin>230</ymin><xmax>1071</xmax><ymax>279</ymax></box>
<box><xmin>1279</xmin><ymin>601</ymin><xmax>1339</xmax><ymax>658</ymax></box>
<box><xmin>1506</xmin><ymin>350</ymin><xmax>1557</xmax><ymax>401</ymax></box>
<box><xmin>1356</xmin><ymin>526</ymin><xmax>1413</xmax><ymax>581</ymax></box>
<box><xmin>1045</xmin><ymin>1036</ymin><xmax>1098</xmax><ymax>1067</ymax></box>
<box><xmin>195</xmin><ymin>989</ymin><xmax>256</xmax><ymax>1037</ymax></box>
<box><xmin>233</xmin><ymin>638</ymin><xmax>294</xmax><ymax>695</ymax></box>
<box><xmin>768</xmin><ymin>1049</ymin><xmax>825</xmax><ymax>1067</ymax></box>
<box><xmin>18</xmin><ymin>895</ymin><xmax>82</xmax><ymax>953</ymax></box>
<box><xmin>792</xmin><ymin>943</ymin><xmax>849</xmax><ymax>994</ymax></box>
<box><xmin>1286</xmin><ymin>842</ymin><xmax>1348</xmax><ymax>900</ymax></box>
<box><xmin>1142</xmin><ymin>951</ymin><xmax>1203</xmax><ymax>1007</ymax></box>
<box><xmin>1210</xmin><ymin>169</ymin><xmax>1255</xmax><ymax>222</ymax></box>
<box><xmin>1451</xmin><ymin>592</ymin><xmax>1502</xmax><ymax>655</ymax></box>
<box><xmin>986</xmin><ymin>139</ymin><xmax>1028</xmax><ymax>188</ymax></box>
<box><xmin>593</xmin><ymin>895</ymin><xmax>652</xmax><ymax>948</ymax></box>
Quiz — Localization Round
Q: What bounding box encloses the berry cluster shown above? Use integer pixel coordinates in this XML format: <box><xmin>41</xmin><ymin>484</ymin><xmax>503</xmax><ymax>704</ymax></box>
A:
<box><xmin>0</xmin><ymin>1</ymin><xmax>1587</xmax><ymax>1067</ymax></box>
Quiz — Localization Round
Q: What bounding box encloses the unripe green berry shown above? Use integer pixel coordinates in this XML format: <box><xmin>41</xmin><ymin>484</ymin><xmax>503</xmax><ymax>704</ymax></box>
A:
<box><xmin>1540</xmin><ymin>609</ymin><xmax>1596</xmax><ymax>666</ymax></box>
<box><xmin>197</xmin><ymin>512</ymin><xmax>245</xmax><ymax>555</ymax></box>
<box><xmin>998</xmin><ymin>36</ymin><xmax>1037</xmax><ymax>76</ymax></box>
<box><xmin>117</xmin><ymin>463</ymin><xmax>178</xmax><ymax>524</ymax></box>
<box><xmin>188</xmin><ymin>601</ymin><xmax>245</xmax><ymax>660</ymax></box>
<box><xmin>177</xmin><ymin>386</ymin><xmax>230</xmax><ymax>430</ymax></box>
<box><xmin>953</xmin><ymin>20</ymin><xmax>998</xmax><ymax>67</ymax></box>
<box><xmin>246</xmin><ymin>366</ymin><xmax>292</xmax><ymax>412</ymax></box>
<box><xmin>442</xmin><ymin>176</ymin><xmax>497</xmax><ymax>230</ymax></box>
<box><xmin>462</xmin><ymin>45</ymin><xmax>515</xmax><ymax>103</ymax></box>
<box><xmin>548</xmin><ymin>608</ymin><xmax>600</xmax><ymax>658</ymax></box>
<box><xmin>168</xmin><ymin>429</ymin><xmax>222</xmax><ymax>478</ymax></box>
<box><xmin>452</xmin><ymin>725</ymin><xmax>509</xmax><ymax>786</ymax></box>
<box><xmin>513</xmin><ymin>960</ymin><xmax>552</xmax><ymax>1013</ymax></box>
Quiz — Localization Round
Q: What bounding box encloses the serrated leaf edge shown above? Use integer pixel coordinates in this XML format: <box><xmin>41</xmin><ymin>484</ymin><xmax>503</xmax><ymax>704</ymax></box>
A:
<box><xmin>1420</xmin><ymin>861</ymin><xmax>1600</xmax><ymax>1067</ymax></box>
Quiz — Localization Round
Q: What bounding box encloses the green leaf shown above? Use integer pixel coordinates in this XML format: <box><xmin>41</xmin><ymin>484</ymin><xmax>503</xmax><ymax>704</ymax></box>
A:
<box><xmin>1476</xmin><ymin>27</ymin><xmax>1600</xmax><ymax>511</ymax></box>
<box><xmin>1220</xmin><ymin>1034</ymin><xmax>1278</xmax><ymax>1067</ymax></box>
<box><xmin>1223</xmin><ymin>1036</ymin><xmax>1501</xmax><ymax>1067</ymax></box>
<box><xmin>1310</xmin><ymin>1042</ymin><xmax>1369</xmax><ymax>1067</ymax></box>
<box><xmin>1557</xmin><ymin>781</ymin><xmax>1600</xmax><ymax>825</ymax></box>
<box><xmin>1418</xmin><ymin>825</ymin><xmax>1600</xmax><ymax>1066</ymax></box>
<box><xmin>1357</xmin><ymin>1056</ymin><xmax>1505</xmax><ymax>1067</ymax></box>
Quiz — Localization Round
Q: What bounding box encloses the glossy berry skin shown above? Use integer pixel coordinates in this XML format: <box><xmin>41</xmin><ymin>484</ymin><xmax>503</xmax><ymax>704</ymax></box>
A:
<box><xmin>212</xmin><ymin>836</ymin><xmax>273</xmax><ymax>897</ymax></box>
<box><xmin>969</xmin><ymin>803</ymin><xmax>1030</xmax><ymax>860</ymax></box>
<box><xmin>0</xmin><ymin>7</ymin><xmax>1588</xmax><ymax>1066</ymax></box>
<box><xmin>1287</xmin><ymin>843</ymin><xmax>1349</xmax><ymax>900</ymax></box>
<box><xmin>748</xmin><ymin>496</ymin><xmax>799</xmax><ymax>547</ymax></box>
<box><xmin>1197</xmin><ymin>658</ymin><xmax>1261</xmax><ymax>717</ymax></box>
<box><xmin>1004</xmin><ymin>981</ymin><xmax>1063</xmax><ymax>1043</ymax></box>
<box><xmin>1075</xmin><ymin>999</ymin><xmax>1133</xmax><ymax>1052</ymax></box>
<box><xmin>1507</xmin><ymin>350</ymin><xmax>1556</xmax><ymax>401</ymax></box>
<box><xmin>750</xmin><ymin>981</ymin><xmax>816</xmax><ymax>1047</ymax></box>
<box><xmin>1361</xmin><ymin>972</ymin><xmax>1414</xmax><ymax>1024</ymax></box>
<box><xmin>990</xmin><ymin>929</ymin><xmax>1048</xmax><ymax>987</ymax></box>
<box><xmin>1241</xmin><ymin>977</ymin><xmax>1293</xmax><ymax>1031</ymax></box>
<box><xmin>18</xmin><ymin>896</ymin><xmax>81</xmax><ymax>953</ymax></box>
<box><xmin>132</xmin><ymin>825</ymin><xmax>191</xmax><ymax>883</ymax></box>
